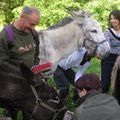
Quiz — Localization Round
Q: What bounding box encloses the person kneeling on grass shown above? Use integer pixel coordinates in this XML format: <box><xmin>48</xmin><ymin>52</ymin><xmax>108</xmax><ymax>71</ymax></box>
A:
<box><xmin>71</xmin><ymin>73</ymin><xmax>120</xmax><ymax>120</ymax></box>
<box><xmin>54</xmin><ymin>47</ymin><xmax>91</xmax><ymax>104</ymax></box>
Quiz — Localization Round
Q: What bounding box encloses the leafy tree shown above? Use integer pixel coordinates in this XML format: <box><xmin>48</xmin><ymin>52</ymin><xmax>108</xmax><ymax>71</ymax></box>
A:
<box><xmin>82</xmin><ymin>0</ymin><xmax>120</xmax><ymax>30</ymax></box>
<box><xmin>0</xmin><ymin>0</ymin><xmax>25</xmax><ymax>26</ymax></box>
<box><xmin>0</xmin><ymin>0</ymin><xmax>120</xmax><ymax>29</ymax></box>
<box><xmin>24</xmin><ymin>0</ymin><xmax>90</xmax><ymax>28</ymax></box>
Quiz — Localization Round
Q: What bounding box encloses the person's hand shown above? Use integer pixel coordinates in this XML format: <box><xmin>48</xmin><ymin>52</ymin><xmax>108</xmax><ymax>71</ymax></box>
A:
<box><xmin>31</xmin><ymin>65</ymin><xmax>37</xmax><ymax>70</ymax></box>
<box><xmin>63</xmin><ymin>110</ymin><xmax>74</xmax><ymax>120</ymax></box>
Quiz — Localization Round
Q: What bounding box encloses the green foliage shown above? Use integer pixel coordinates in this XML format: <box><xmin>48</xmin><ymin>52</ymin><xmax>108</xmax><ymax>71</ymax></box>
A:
<box><xmin>22</xmin><ymin>0</ymin><xmax>120</xmax><ymax>30</ymax></box>
<box><xmin>86</xmin><ymin>58</ymin><xmax>101</xmax><ymax>75</ymax></box>
<box><xmin>25</xmin><ymin>0</ymin><xmax>81</xmax><ymax>28</ymax></box>
<box><xmin>0</xmin><ymin>0</ymin><xmax>120</xmax><ymax>29</ymax></box>
<box><xmin>82</xmin><ymin>0</ymin><xmax>120</xmax><ymax>30</ymax></box>
<box><xmin>0</xmin><ymin>0</ymin><xmax>25</xmax><ymax>26</ymax></box>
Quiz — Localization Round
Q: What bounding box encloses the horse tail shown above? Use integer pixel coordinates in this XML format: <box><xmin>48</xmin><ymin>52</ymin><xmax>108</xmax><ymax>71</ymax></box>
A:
<box><xmin>111</xmin><ymin>55</ymin><xmax>120</xmax><ymax>97</ymax></box>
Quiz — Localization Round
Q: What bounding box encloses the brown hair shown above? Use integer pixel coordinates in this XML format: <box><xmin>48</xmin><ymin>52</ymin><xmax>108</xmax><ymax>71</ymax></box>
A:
<box><xmin>108</xmin><ymin>10</ymin><xmax>120</xmax><ymax>28</ymax></box>
<box><xmin>74</xmin><ymin>74</ymin><xmax>102</xmax><ymax>91</ymax></box>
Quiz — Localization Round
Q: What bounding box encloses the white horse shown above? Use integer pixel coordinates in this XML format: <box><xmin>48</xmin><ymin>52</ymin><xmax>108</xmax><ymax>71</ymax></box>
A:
<box><xmin>38</xmin><ymin>9</ymin><xmax>110</xmax><ymax>70</ymax></box>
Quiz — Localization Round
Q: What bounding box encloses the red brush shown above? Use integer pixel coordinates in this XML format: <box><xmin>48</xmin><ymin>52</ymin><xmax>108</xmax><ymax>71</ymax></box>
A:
<box><xmin>31</xmin><ymin>62</ymin><xmax>52</xmax><ymax>73</ymax></box>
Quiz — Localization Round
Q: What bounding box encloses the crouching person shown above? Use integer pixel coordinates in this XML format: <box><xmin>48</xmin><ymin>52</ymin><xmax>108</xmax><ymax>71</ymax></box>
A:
<box><xmin>72</xmin><ymin>74</ymin><xmax>120</xmax><ymax>120</ymax></box>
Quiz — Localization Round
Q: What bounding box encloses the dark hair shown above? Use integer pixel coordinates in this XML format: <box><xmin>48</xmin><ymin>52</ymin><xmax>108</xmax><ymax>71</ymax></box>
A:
<box><xmin>74</xmin><ymin>74</ymin><xmax>102</xmax><ymax>91</ymax></box>
<box><xmin>108</xmin><ymin>10</ymin><xmax>120</xmax><ymax>27</ymax></box>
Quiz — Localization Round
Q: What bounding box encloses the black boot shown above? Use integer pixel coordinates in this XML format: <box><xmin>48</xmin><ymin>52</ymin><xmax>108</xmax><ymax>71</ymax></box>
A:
<box><xmin>59</xmin><ymin>89</ymin><xmax>69</xmax><ymax>103</ymax></box>
<box><xmin>73</xmin><ymin>88</ymin><xmax>79</xmax><ymax>105</ymax></box>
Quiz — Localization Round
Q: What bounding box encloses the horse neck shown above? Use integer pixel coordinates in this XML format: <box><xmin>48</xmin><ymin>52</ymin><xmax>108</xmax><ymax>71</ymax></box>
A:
<box><xmin>39</xmin><ymin>22</ymin><xmax>83</xmax><ymax>68</ymax></box>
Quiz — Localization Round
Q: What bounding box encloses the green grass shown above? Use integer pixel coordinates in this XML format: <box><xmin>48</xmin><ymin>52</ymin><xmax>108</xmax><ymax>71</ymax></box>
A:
<box><xmin>86</xmin><ymin>58</ymin><xmax>101</xmax><ymax>75</ymax></box>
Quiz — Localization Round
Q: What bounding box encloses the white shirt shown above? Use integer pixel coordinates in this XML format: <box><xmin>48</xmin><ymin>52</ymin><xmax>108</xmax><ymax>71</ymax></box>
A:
<box><xmin>58</xmin><ymin>47</ymin><xmax>90</xmax><ymax>82</ymax></box>
<box><xmin>111</xmin><ymin>28</ymin><xmax>120</xmax><ymax>37</ymax></box>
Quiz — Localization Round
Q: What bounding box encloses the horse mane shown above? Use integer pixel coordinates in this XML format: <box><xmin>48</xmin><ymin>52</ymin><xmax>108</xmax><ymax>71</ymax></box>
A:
<box><xmin>48</xmin><ymin>16</ymin><xmax>73</xmax><ymax>29</ymax></box>
<box><xmin>111</xmin><ymin>55</ymin><xmax>120</xmax><ymax>95</ymax></box>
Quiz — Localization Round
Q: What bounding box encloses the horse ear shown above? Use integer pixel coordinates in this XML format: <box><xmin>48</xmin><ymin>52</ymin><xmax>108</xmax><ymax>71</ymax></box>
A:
<box><xmin>84</xmin><ymin>11</ymin><xmax>92</xmax><ymax>17</ymax></box>
<box><xmin>20</xmin><ymin>63</ymin><xmax>34</xmax><ymax>81</ymax></box>
<box><xmin>66</xmin><ymin>8</ymin><xmax>85</xmax><ymax>24</ymax></box>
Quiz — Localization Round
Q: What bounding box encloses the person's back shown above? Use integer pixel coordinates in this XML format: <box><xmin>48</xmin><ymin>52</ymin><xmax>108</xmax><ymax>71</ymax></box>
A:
<box><xmin>73</xmin><ymin>93</ymin><xmax>120</xmax><ymax>120</ymax></box>
<box><xmin>72</xmin><ymin>74</ymin><xmax>120</xmax><ymax>120</ymax></box>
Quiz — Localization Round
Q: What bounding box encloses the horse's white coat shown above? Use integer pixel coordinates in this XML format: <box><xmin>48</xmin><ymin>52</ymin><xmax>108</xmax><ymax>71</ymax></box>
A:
<box><xmin>38</xmin><ymin>10</ymin><xmax>110</xmax><ymax>70</ymax></box>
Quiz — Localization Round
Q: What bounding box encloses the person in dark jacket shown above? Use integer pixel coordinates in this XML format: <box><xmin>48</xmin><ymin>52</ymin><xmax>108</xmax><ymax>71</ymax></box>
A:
<box><xmin>0</xmin><ymin>6</ymin><xmax>40</xmax><ymax>69</ymax></box>
<box><xmin>72</xmin><ymin>74</ymin><xmax>120</xmax><ymax>120</ymax></box>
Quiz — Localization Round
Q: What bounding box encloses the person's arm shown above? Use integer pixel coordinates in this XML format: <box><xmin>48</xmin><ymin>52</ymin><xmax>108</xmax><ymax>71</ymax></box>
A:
<box><xmin>59</xmin><ymin>48</ymin><xmax>87</xmax><ymax>70</ymax></box>
<box><xmin>75</xmin><ymin>61</ymin><xmax>90</xmax><ymax>82</ymax></box>
<box><xmin>0</xmin><ymin>30</ymin><xmax>19</xmax><ymax>69</ymax></box>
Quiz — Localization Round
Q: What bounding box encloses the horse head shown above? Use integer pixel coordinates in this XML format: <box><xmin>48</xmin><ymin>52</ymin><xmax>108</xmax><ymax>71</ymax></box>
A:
<box><xmin>20</xmin><ymin>63</ymin><xmax>67</xmax><ymax>120</ymax></box>
<box><xmin>67</xmin><ymin>8</ymin><xmax>110</xmax><ymax>59</ymax></box>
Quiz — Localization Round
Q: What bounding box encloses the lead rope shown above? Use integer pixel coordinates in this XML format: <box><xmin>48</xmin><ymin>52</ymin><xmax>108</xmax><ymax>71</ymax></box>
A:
<box><xmin>30</xmin><ymin>85</ymin><xmax>67</xmax><ymax>120</ymax></box>
<box><xmin>52</xmin><ymin>106</ymin><xmax>67</xmax><ymax>120</ymax></box>
<box><xmin>30</xmin><ymin>85</ymin><xmax>56</xmax><ymax>114</ymax></box>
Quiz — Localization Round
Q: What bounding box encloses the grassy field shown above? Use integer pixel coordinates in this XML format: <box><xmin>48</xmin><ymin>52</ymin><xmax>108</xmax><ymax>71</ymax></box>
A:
<box><xmin>0</xmin><ymin>58</ymin><xmax>101</xmax><ymax>119</ymax></box>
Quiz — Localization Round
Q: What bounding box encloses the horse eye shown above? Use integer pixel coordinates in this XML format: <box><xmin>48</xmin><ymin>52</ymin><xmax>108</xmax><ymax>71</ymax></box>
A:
<box><xmin>91</xmin><ymin>30</ymin><xmax>97</xmax><ymax>33</ymax></box>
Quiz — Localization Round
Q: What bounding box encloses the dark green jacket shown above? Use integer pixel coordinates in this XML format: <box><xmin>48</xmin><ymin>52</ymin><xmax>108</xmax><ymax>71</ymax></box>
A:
<box><xmin>72</xmin><ymin>92</ymin><xmax>120</xmax><ymax>120</ymax></box>
<box><xmin>0</xmin><ymin>25</ymin><xmax>40</xmax><ymax>69</ymax></box>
